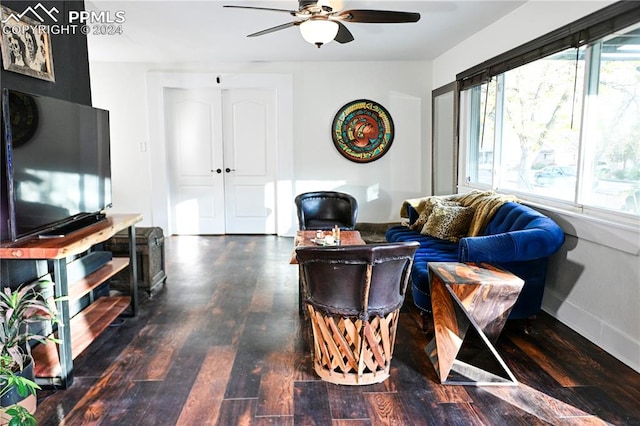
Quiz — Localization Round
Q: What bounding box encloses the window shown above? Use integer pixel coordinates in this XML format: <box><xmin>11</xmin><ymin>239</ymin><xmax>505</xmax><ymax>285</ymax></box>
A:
<box><xmin>460</xmin><ymin>21</ymin><xmax>640</xmax><ymax>218</ymax></box>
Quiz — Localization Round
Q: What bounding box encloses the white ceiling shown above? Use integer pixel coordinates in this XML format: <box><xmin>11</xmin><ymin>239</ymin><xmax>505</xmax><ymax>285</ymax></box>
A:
<box><xmin>85</xmin><ymin>1</ymin><xmax>526</xmax><ymax>63</ymax></box>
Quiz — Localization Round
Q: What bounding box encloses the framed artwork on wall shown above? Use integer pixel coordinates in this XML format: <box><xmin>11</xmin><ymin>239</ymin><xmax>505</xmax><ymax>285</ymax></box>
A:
<box><xmin>0</xmin><ymin>5</ymin><xmax>55</xmax><ymax>82</ymax></box>
<box><xmin>331</xmin><ymin>99</ymin><xmax>394</xmax><ymax>163</ymax></box>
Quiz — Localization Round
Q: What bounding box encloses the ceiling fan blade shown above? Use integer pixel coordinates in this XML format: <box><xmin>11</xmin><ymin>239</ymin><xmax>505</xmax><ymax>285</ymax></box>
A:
<box><xmin>224</xmin><ymin>5</ymin><xmax>297</xmax><ymax>16</ymax></box>
<box><xmin>336</xmin><ymin>9</ymin><xmax>420</xmax><ymax>24</ymax></box>
<box><xmin>334</xmin><ymin>22</ymin><xmax>354</xmax><ymax>44</ymax></box>
<box><xmin>247</xmin><ymin>21</ymin><xmax>300</xmax><ymax>38</ymax></box>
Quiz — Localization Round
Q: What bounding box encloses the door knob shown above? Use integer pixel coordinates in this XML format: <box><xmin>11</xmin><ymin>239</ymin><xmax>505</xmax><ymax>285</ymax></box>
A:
<box><xmin>225</xmin><ymin>168</ymin><xmax>236</xmax><ymax>173</ymax></box>
<box><xmin>214</xmin><ymin>168</ymin><xmax>222</xmax><ymax>174</ymax></box>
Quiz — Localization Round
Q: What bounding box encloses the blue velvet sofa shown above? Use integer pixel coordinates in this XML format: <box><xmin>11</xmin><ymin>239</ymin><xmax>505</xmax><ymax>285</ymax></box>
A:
<box><xmin>385</xmin><ymin>201</ymin><xmax>565</xmax><ymax>320</ymax></box>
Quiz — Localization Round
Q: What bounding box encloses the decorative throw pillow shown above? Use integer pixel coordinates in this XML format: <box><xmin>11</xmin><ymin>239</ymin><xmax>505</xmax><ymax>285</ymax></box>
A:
<box><xmin>409</xmin><ymin>210</ymin><xmax>431</xmax><ymax>231</ymax></box>
<box><xmin>409</xmin><ymin>197</ymin><xmax>457</xmax><ymax>231</ymax></box>
<box><xmin>421</xmin><ymin>203</ymin><xmax>475</xmax><ymax>243</ymax></box>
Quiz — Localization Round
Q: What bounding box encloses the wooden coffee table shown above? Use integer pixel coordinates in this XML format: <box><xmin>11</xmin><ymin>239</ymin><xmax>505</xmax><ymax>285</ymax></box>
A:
<box><xmin>289</xmin><ymin>230</ymin><xmax>365</xmax><ymax>264</ymax></box>
<box><xmin>290</xmin><ymin>230</ymin><xmax>366</xmax><ymax>313</ymax></box>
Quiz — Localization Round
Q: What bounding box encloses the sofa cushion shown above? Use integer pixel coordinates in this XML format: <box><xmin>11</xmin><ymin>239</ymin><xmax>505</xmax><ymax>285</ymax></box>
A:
<box><xmin>409</xmin><ymin>198</ymin><xmax>458</xmax><ymax>231</ymax></box>
<box><xmin>385</xmin><ymin>226</ymin><xmax>459</xmax><ymax>257</ymax></box>
<box><xmin>421</xmin><ymin>203</ymin><xmax>475</xmax><ymax>242</ymax></box>
<box><xmin>409</xmin><ymin>210</ymin><xmax>430</xmax><ymax>231</ymax></box>
<box><xmin>409</xmin><ymin>199</ymin><xmax>437</xmax><ymax>230</ymax></box>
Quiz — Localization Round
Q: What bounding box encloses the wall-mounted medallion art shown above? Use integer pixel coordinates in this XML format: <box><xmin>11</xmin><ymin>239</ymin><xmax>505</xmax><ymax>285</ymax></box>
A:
<box><xmin>331</xmin><ymin>99</ymin><xmax>394</xmax><ymax>163</ymax></box>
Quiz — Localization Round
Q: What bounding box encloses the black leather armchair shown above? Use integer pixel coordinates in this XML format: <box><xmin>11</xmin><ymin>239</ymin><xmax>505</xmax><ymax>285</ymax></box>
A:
<box><xmin>294</xmin><ymin>191</ymin><xmax>358</xmax><ymax>230</ymax></box>
<box><xmin>295</xmin><ymin>241</ymin><xmax>419</xmax><ymax>385</ymax></box>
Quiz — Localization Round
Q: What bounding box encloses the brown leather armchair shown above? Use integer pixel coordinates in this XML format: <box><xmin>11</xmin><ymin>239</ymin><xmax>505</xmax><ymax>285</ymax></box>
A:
<box><xmin>294</xmin><ymin>191</ymin><xmax>358</xmax><ymax>230</ymax></box>
<box><xmin>295</xmin><ymin>241</ymin><xmax>419</xmax><ymax>385</ymax></box>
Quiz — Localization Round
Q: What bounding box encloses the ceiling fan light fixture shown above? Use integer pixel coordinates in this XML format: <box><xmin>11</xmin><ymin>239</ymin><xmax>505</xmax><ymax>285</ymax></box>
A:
<box><xmin>299</xmin><ymin>18</ymin><xmax>338</xmax><ymax>48</ymax></box>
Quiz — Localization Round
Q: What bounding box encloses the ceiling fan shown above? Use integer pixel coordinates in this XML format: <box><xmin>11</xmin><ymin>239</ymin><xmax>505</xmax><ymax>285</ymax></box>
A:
<box><xmin>223</xmin><ymin>0</ymin><xmax>421</xmax><ymax>48</ymax></box>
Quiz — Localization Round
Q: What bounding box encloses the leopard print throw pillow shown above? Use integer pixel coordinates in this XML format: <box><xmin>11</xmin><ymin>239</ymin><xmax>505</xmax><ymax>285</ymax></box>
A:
<box><xmin>420</xmin><ymin>203</ymin><xmax>475</xmax><ymax>243</ymax></box>
<box><xmin>409</xmin><ymin>198</ymin><xmax>458</xmax><ymax>231</ymax></box>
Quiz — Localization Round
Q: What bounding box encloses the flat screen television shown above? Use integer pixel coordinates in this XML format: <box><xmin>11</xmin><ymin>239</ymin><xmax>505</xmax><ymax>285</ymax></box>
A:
<box><xmin>1</xmin><ymin>89</ymin><xmax>112</xmax><ymax>242</ymax></box>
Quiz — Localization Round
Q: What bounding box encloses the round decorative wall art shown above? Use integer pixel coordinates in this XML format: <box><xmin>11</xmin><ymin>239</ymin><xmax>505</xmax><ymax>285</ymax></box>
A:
<box><xmin>331</xmin><ymin>99</ymin><xmax>394</xmax><ymax>163</ymax></box>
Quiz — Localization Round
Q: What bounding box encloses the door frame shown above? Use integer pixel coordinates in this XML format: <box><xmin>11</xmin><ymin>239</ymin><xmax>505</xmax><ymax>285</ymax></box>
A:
<box><xmin>147</xmin><ymin>72</ymin><xmax>295</xmax><ymax>236</ymax></box>
<box><xmin>431</xmin><ymin>81</ymin><xmax>459</xmax><ymax>195</ymax></box>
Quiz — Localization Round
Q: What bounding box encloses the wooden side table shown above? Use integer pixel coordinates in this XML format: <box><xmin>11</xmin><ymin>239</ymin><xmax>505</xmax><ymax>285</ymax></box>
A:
<box><xmin>426</xmin><ymin>262</ymin><xmax>524</xmax><ymax>385</ymax></box>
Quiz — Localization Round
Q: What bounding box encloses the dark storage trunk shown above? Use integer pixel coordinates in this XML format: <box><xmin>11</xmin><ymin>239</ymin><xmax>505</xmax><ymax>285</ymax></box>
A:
<box><xmin>104</xmin><ymin>227</ymin><xmax>166</xmax><ymax>295</ymax></box>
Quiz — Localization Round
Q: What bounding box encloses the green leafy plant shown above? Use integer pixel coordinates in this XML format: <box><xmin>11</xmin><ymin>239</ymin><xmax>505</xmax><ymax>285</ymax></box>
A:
<box><xmin>0</xmin><ymin>354</ymin><xmax>39</xmax><ymax>426</ymax></box>
<box><xmin>2</xmin><ymin>405</ymin><xmax>37</xmax><ymax>426</ymax></box>
<box><xmin>0</xmin><ymin>280</ymin><xmax>56</xmax><ymax>371</ymax></box>
<box><xmin>0</xmin><ymin>280</ymin><xmax>58</xmax><ymax>425</ymax></box>
<box><xmin>0</xmin><ymin>355</ymin><xmax>39</xmax><ymax>396</ymax></box>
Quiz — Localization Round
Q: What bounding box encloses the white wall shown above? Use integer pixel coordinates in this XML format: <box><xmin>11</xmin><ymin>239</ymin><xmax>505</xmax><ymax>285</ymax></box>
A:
<box><xmin>90</xmin><ymin>60</ymin><xmax>431</xmax><ymax>235</ymax></box>
<box><xmin>90</xmin><ymin>62</ymin><xmax>153</xmax><ymax>224</ymax></box>
<box><xmin>431</xmin><ymin>0</ymin><xmax>639</xmax><ymax>373</ymax></box>
<box><xmin>290</xmin><ymin>62</ymin><xmax>430</xmax><ymax>223</ymax></box>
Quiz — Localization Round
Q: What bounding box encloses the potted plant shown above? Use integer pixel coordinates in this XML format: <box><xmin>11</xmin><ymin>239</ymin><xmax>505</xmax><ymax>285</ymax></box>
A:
<box><xmin>0</xmin><ymin>279</ymin><xmax>57</xmax><ymax>425</ymax></box>
<box><xmin>0</xmin><ymin>356</ymin><xmax>38</xmax><ymax>426</ymax></box>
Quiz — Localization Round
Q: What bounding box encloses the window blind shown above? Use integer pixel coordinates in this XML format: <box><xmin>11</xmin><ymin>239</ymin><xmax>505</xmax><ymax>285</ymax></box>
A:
<box><xmin>457</xmin><ymin>1</ymin><xmax>640</xmax><ymax>90</ymax></box>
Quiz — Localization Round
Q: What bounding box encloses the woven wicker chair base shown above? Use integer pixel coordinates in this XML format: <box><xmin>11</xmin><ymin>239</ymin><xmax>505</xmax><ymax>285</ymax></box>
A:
<box><xmin>307</xmin><ymin>304</ymin><xmax>400</xmax><ymax>385</ymax></box>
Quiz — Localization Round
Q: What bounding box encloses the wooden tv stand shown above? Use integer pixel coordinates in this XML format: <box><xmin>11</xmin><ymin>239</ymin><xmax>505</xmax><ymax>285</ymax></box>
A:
<box><xmin>0</xmin><ymin>214</ymin><xmax>143</xmax><ymax>388</ymax></box>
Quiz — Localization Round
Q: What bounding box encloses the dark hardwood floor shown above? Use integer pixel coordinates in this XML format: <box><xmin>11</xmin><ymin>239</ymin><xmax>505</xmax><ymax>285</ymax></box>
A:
<box><xmin>35</xmin><ymin>235</ymin><xmax>640</xmax><ymax>425</ymax></box>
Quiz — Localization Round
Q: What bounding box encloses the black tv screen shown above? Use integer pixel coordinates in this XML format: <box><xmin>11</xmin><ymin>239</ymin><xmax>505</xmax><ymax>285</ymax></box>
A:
<box><xmin>1</xmin><ymin>89</ymin><xmax>112</xmax><ymax>241</ymax></box>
